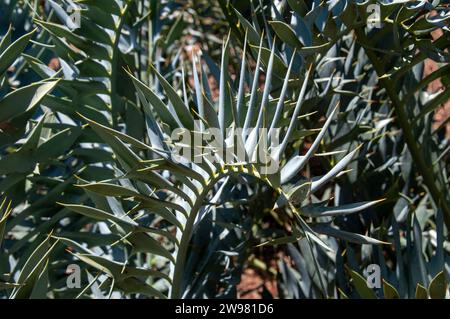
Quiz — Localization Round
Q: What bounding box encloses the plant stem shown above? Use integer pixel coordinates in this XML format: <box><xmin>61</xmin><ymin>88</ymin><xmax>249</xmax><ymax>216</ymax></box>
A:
<box><xmin>110</xmin><ymin>2</ymin><xmax>130</xmax><ymax>129</ymax></box>
<box><xmin>354</xmin><ymin>29</ymin><xmax>450</xmax><ymax>231</ymax></box>
<box><xmin>170</xmin><ymin>176</ymin><xmax>219</xmax><ymax>298</ymax></box>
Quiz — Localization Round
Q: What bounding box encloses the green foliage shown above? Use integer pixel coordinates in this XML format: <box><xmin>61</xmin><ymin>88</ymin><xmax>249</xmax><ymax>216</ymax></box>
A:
<box><xmin>0</xmin><ymin>0</ymin><xmax>449</xmax><ymax>299</ymax></box>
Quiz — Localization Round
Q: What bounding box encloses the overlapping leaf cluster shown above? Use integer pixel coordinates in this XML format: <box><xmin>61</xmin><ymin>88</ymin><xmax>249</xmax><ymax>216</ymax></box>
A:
<box><xmin>0</xmin><ymin>0</ymin><xmax>448</xmax><ymax>299</ymax></box>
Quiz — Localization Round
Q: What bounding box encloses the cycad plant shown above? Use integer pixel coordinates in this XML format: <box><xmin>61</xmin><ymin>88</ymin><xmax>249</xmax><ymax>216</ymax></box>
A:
<box><xmin>0</xmin><ymin>0</ymin><xmax>449</xmax><ymax>299</ymax></box>
<box><xmin>218</xmin><ymin>0</ymin><xmax>449</xmax><ymax>298</ymax></box>
<box><xmin>48</xmin><ymin>34</ymin><xmax>389</xmax><ymax>298</ymax></box>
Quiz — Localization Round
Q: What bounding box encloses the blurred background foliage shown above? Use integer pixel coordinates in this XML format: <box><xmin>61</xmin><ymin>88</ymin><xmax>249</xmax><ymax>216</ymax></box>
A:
<box><xmin>0</xmin><ymin>0</ymin><xmax>449</xmax><ymax>299</ymax></box>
